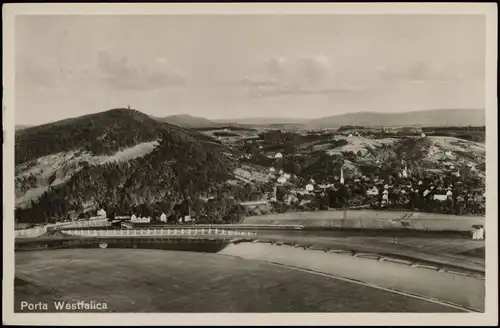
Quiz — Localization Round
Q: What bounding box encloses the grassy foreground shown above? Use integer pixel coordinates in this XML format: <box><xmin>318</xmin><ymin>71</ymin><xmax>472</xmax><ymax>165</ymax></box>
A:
<box><xmin>15</xmin><ymin>249</ymin><xmax>462</xmax><ymax>313</ymax></box>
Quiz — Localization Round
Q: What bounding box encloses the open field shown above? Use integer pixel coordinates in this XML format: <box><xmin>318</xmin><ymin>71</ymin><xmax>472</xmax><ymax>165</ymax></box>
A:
<box><xmin>15</xmin><ymin>249</ymin><xmax>465</xmax><ymax>313</ymax></box>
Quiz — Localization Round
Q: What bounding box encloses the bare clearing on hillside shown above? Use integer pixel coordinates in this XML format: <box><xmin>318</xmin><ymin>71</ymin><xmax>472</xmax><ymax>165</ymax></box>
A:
<box><xmin>428</xmin><ymin>137</ymin><xmax>485</xmax><ymax>155</ymax></box>
<box><xmin>326</xmin><ymin>136</ymin><xmax>398</xmax><ymax>155</ymax></box>
<box><xmin>15</xmin><ymin>141</ymin><xmax>160</xmax><ymax>208</ymax></box>
<box><xmin>234</xmin><ymin>165</ymin><xmax>273</xmax><ymax>184</ymax></box>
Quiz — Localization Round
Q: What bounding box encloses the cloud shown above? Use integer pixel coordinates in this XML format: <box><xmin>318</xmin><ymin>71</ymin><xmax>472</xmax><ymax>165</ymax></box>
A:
<box><xmin>97</xmin><ymin>51</ymin><xmax>186</xmax><ymax>90</ymax></box>
<box><xmin>376</xmin><ymin>61</ymin><xmax>461</xmax><ymax>83</ymax></box>
<box><xmin>239</xmin><ymin>55</ymin><xmax>357</xmax><ymax>98</ymax></box>
<box><xmin>295</xmin><ymin>55</ymin><xmax>331</xmax><ymax>86</ymax></box>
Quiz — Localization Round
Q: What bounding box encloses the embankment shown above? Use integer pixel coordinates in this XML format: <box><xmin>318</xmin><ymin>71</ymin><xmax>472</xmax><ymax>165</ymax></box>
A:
<box><xmin>242</xmin><ymin>210</ymin><xmax>485</xmax><ymax>232</ymax></box>
<box><xmin>219</xmin><ymin>242</ymin><xmax>485</xmax><ymax>312</ymax></box>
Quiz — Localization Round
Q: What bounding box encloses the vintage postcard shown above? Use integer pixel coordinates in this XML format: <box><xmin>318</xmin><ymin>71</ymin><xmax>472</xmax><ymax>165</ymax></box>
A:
<box><xmin>2</xmin><ymin>2</ymin><xmax>498</xmax><ymax>326</ymax></box>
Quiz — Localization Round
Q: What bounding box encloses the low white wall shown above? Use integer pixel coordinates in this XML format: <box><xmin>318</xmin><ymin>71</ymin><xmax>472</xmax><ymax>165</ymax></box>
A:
<box><xmin>63</xmin><ymin>228</ymin><xmax>256</xmax><ymax>238</ymax></box>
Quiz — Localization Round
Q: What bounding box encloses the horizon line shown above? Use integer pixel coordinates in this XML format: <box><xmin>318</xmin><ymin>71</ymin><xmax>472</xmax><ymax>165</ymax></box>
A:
<box><xmin>15</xmin><ymin>107</ymin><xmax>485</xmax><ymax>127</ymax></box>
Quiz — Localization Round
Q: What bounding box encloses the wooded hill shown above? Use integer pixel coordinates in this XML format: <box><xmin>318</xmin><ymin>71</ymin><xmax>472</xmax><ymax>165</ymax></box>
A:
<box><xmin>15</xmin><ymin>108</ymin><xmax>236</xmax><ymax>223</ymax></box>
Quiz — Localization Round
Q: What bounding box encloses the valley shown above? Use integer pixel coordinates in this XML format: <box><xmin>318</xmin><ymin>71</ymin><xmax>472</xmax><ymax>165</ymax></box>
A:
<box><xmin>14</xmin><ymin>108</ymin><xmax>485</xmax><ymax>225</ymax></box>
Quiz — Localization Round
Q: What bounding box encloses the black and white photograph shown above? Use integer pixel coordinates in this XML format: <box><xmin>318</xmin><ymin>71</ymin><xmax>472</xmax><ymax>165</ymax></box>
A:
<box><xmin>3</xmin><ymin>3</ymin><xmax>498</xmax><ymax>326</ymax></box>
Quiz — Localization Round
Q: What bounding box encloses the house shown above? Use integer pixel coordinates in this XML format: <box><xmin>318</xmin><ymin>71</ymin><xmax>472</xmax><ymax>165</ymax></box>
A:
<box><xmin>97</xmin><ymin>209</ymin><xmax>107</xmax><ymax>218</ymax></box>
<box><xmin>130</xmin><ymin>214</ymin><xmax>150</xmax><ymax>223</ymax></box>
<box><xmin>277</xmin><ymin>176</ymin><xmax>287</xmax><ymax>184</ymax></box>
<box><xmin>433</xmin><ymin>194</ymin><xmax>448</xmax><ymax>201</ymax></box>
<box><xmin>472</xmin><ymin>226</ymin><xmax>484</xmax><ymax>240</ymax></box>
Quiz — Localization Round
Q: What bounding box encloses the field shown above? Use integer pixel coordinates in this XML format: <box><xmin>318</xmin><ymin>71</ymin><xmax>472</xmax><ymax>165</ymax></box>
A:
<box><xmin>15</xmin><ymin>249</ymin><xmax>463</xmax><ymax>313</ymax></box>
<box><xmin>242</xmin><ymin>210</ymin><xmax>485</xmax><ymax>231</ymax></box>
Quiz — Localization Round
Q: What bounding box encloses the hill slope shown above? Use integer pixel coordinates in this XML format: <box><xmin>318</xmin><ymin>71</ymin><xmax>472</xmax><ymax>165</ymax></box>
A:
<box><xmin>15</xmin><ymin>125</ymin><xmax>31</xmax><ymax>131</ymax></box>
<box><xmin>308</xmin><ymin>109</ymin><xmax>485</xmax><ymax>128</ymax></box>
<box><xmin>15</xmin><ymin>108</ymin><xmax>236</xmax><ymax>223</ymax></box>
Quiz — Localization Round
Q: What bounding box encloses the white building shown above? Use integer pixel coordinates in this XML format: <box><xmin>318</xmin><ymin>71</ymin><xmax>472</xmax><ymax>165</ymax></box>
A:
<box><xmin>366</xmin><ymin>187</ymin><xmax>379</xmax><ymax>196</ymax></box>
<box><xmin>433</xmin><ymin>194</ymin><xmax>448</xmax><ymax>201</ymax></box>
<box><xmin>97</xmin><ymin>209</ymin><xmax>107</xmax><ymax>218</ymax></box>
<box><xmin>472</xmin><ymin>226</ymin><xmax>484</xmax><ymax>240</ymax></box>
<box><xmin>130</xmin><ymin>215</ymin><xmax>150</xmax><ymax>223</ymax></box>
<box><xmin>402</xmin><ymin>166</ymin><xmax>409</xmax><ymax>178</ymax></box>
<box><xmin>160</xmin><ymin>213</ymin><xmax>167</xmax><ymax>222</ymax></box>
<box><xmin>277</xmin><ymin>176</ymin><xmax>287</xmax><ymax>184</ymax></box>
<box><xmin>382</xmin><ymin>190</ymin><xmax>389</xmax><ymax>201</ymax></box>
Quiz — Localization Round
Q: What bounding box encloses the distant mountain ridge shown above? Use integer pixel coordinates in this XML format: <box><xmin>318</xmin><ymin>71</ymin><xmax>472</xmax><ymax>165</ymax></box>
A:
<box><xmin>211</xmin><ymin>109</ymin><xmax>485</xmax><ymax>128</ymax></box>
<box><xmin>158</xmin><ymin>114</ymin><xmax>220</xmax><ymax>128</ymax></box>
<box><xmin>214</xmin><ymin>117</ymin><xmax>309</xmax><ymax>125</ymax></box>
<box><xmin>17</xmin><ymin>108</ymin><xmax>484</xmax><ymax>132</ymax></box>
<box><xmin>307</xmin><ymin>109</ymin><xmax>485</xmax><ymax>128</ymax></box>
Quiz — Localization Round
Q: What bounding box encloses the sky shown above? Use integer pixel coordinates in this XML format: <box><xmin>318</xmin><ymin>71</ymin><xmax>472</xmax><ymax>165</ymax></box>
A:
<box><xmin>15</xmin><ymin>14</ymin><xmax>486</xmax><ymax>125</ymax></box>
